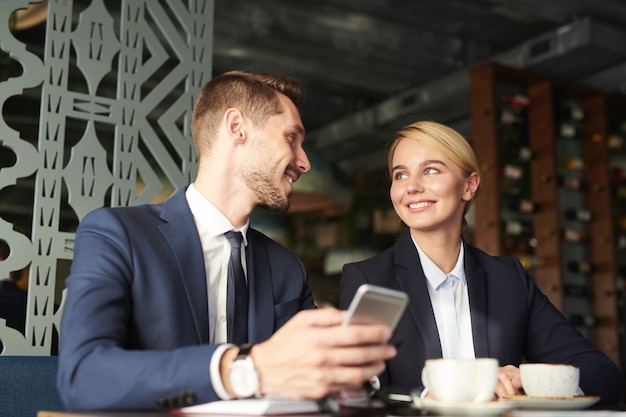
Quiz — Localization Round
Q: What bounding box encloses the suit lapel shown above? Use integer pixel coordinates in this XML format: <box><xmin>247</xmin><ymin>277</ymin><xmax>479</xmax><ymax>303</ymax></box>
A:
<box><xmin>464</xmin><ymin>245</ymin><xmax>490</xmax><ymax>358</ymax></box>
<box><xmin>246</xmin><ymin>230</ymin><xmax>275</xmax><ymax>342</ymax></box>
<box><xmin>158</xmin><ymin>189</ymin><xmax>209</xmax><ymax>343</ymax></box>
<box><xmin>393</xmin><ymin>230</ymin><xmax>443</xmax><ymax>358</ymax></box>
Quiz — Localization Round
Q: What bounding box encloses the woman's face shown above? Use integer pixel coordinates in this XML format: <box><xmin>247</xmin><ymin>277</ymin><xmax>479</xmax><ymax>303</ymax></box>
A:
<box><xmin>389</xmin><ymin>137</ymin><xmax>478</xmax><ymax>235</ymax></box>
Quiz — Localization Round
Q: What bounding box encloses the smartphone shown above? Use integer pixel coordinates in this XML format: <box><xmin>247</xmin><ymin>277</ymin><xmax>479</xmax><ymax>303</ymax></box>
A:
<box><xmin>342</xmin><ymin>284</ymin><xmax>409</xmax><ymax>330</ymax></box>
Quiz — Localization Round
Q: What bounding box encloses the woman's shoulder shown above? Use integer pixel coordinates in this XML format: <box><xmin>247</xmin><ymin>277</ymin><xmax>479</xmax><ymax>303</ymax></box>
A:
<box><xmin>465</xmin><ymin>243</ymin><xmax>525</xmax><ymax>270</ymax></box>
<box><xmin>343</xmin><ymin>245</ymin><xmax>397</xmax><ymax>276</ymax></box>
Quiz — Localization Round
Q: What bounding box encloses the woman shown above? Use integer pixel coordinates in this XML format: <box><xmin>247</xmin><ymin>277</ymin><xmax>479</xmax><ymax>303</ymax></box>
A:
<box><xmin>339</xmin><ymin>120</ymin><xmax>623</xmax><ymax>405</ymax></box>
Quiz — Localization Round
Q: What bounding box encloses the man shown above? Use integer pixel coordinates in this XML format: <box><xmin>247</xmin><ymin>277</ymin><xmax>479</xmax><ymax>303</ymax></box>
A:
<box><xmin>57</xmin><ymin>71</ymin><xmax>396</xmax><ymax>411</ymax></box>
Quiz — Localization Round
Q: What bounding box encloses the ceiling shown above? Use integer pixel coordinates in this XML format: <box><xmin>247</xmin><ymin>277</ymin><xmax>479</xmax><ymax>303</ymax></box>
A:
<box><xmin>4</xmin><ymin>0</ymin><xmax>626</xmax><ymax>178</ymax></box>
<box><xmin>211</xmin><ymin>0</ymin><xmax>626</xmax><ymax>173</ymax></box>
<box><xmin>0</xmin><ymin>0</ymin><xmax>625</xmax><ymax>239</ymax></box>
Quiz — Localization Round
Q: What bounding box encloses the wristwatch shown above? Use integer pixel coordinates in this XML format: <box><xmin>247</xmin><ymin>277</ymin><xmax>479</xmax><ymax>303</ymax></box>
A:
<box><xmin>228</xmin><ymin>344</ymin><xmax>260</xmax><ymax>399</ymax></box>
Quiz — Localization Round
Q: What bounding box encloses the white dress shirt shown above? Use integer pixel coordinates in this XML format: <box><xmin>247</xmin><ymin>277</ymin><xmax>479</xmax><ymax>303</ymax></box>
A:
<box><xmin>186</xmin><ymin>184</ymin><xmax>249</xmax><ymax>399</ymax></box>
<box><xmin>413</xmin><ymin>238</ymin><xmax>475</xmax><ymax>359</ymax></box>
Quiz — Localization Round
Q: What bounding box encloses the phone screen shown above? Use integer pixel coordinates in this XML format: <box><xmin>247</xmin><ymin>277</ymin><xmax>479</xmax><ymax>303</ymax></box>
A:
<box><xmin>342</xmin><ymin>284</ymin><xmax>409</xmax><ymax>330</ymax></box>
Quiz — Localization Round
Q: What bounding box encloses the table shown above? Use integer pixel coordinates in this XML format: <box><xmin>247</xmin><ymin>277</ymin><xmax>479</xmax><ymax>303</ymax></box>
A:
<box><xmin>38</xmin><ymin>413</ymin><xmax>174</xmax><ymax>417</ymax></box>
<box><xmin>38</xmin><ymin>412</ymin><xmax>332</xmax><ymax>417</ymax></box>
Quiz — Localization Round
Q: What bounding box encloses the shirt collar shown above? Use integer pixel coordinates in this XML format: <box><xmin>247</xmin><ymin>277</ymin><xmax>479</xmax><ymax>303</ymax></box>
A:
<box><xmin>185</xmin><ymin>184</ymin><xmax>250</xmax><ymax>246</ymax></box>
<box><xmin>411</xmin><ymin>237</ymin><xmax>466</xmax><ymax>289</ymax></box>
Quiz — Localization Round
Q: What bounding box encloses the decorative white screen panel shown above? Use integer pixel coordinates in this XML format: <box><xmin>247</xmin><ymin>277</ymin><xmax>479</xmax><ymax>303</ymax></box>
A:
<box><xmin>0</xmin><ymin>0</ymin><xmax>214</xmax><ymax>355</ymax></box>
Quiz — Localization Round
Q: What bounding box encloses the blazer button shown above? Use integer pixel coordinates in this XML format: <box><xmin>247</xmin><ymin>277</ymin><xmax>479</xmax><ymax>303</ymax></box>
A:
<box><xmin>156</xmin><ymin>397</ymin><xmax>172</xmax><ymax>408</ymax></box>
<box><xmin>184</xmin><ymin>390</ymin><xmax>197</xmax><ymax>404</ymax></box>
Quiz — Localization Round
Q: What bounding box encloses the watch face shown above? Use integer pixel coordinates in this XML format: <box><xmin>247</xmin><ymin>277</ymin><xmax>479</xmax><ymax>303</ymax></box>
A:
<box><xmin>229</xmin><ymin>360</ymin><xmax>259</xmax><ymax>398</ymax></box>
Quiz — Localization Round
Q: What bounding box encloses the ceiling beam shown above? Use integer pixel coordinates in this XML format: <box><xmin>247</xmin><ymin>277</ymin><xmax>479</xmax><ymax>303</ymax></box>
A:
<box><xmin>213</xmin><ymin>0</ymin><xmax>477</xmax><ymax>93</ymax></box>
<box><xmin>307</xmin><ymin>17</ymin><xmax>626</xmax><ymax>171</ymax></box>
<box><xmin>581</xmin><ymin>61</ymin><xmax>626</xmax><ymax>93</ymax></box>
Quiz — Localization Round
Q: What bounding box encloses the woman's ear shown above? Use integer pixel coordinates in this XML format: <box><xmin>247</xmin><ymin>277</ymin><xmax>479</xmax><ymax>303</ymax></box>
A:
<box><xmin>224</xmin><ymin>108</ymin><xmax>245</xmax><ymax>143</ymax></box>
<box><xmin>463</xmin><ymin>171</ymin><xmax>480</xmax><ymax>201</ymax></box>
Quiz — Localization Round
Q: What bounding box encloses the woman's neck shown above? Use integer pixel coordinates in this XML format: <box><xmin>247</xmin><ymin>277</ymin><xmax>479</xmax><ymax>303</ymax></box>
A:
<box><xmin>410</xmin><ymin>229</ymin><xmax>462</xmax><ymax>274</ymax></box>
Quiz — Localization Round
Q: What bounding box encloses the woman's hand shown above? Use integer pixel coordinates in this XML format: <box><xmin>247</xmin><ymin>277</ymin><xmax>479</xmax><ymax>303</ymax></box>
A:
<box><xmin>495</xmin><ymin>365</ymin><xmax>523</xmax><ymax>398</ymax></box>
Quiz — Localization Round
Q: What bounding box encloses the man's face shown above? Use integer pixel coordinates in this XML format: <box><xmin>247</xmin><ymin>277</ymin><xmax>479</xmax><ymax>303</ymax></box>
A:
<box><xmin>241</xmin><ymin>94</ymin><xmax>310</xmax><ymax>212</ymax></box>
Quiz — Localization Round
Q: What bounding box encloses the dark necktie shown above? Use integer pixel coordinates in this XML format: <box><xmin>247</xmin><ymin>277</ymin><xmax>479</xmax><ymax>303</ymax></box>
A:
<box><xmin>225</xmin><ymin>231</ymin><xmax>248</xmax><ymax>344</ymax></box>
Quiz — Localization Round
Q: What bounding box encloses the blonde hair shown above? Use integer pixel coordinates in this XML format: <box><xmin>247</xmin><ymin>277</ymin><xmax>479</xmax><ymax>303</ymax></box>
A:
<box><xmin>387</xmin><ymin>120</ymin><xmax>481</xmax><ymax>227</ymax></box>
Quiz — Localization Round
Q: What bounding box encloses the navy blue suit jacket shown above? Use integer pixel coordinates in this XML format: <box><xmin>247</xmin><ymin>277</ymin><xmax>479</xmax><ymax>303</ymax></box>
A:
<box><xmin>340</xmin><ymin>229</ymin><xmax>624</xmax><ymax>405</ymax></box>
<box><xmin>57</xmin><ymin>189</ymin><xmax>315</xmax><ymax>410</ymax></box>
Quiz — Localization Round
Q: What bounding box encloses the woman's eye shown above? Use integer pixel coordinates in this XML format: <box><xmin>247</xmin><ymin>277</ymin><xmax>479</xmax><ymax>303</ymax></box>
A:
<box><xmin>395</xmin><ymin>172</ymin><xmax>408</xmax><ymax>180</ymax></box>
<box><xmin>425</xmin><ymin>167</ymin><xmax>438</xmax><ymax>175</ymax></box>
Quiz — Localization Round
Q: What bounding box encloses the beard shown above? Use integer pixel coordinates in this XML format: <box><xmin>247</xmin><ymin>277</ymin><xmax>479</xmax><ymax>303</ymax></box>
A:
<box><xmin>241</xmin><ymin>160</ymin><xmax>290</xmax><ymax>213</ymax></box>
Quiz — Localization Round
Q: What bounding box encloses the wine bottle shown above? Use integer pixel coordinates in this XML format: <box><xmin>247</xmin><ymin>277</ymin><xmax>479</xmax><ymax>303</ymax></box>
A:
<box><xmin>564</xmin><ymin>208</ymin><xmax>592</xmax><ymax>223</ymax></box>
<box><xmin>616</xmin><ymin>234</ymin><xmax>626</xmax><ymax>250</ymax></box>
<box><xmin>613</xmin><ymin>184</ymin><xmax>626</xmax><ymax>200</ymax></box>
<box><xmin>562</xmin><ymin>156</ymin><xmax>584</xmax><ymax>170</ymax></box>
<box><xmin>607</xmin><ymin>133</ymin><xmax>623</xmax><ymax>150</ymax></box>
<box><xmin>501</xmin><ymin>164</ymin><xmax>524</xmax><ymax>180</ymax></box>
<box><xmin>612</xmin><ymin>167</ymin><xmax>626</xmax><ymax>181</ymax></box>
<box><xmin>569</xmin><ymin>313</ymin><xmax>596</xmax><ymax>327</ymax></box>
<box><xmin>503</xmin><ymin>236</ymin><xmax>531</xmax><ymax>255</ymax></box>
<box><xmin>559</xmin><ymin>122</ymin><xmax>580</xmax><ymax>139</ymax></box>
<box><xmin>558</xmin><ymin>99</ymin><xmax>585</xmax><ymax>121</ymax></box>
<box><xmin>563</xmin><ymin>284</ymin><xmax>589</xmax><ymax>297</ymax></box>
<box><xmin>502</xmin><ymin>93</ymin><xmax>529</xmax><ymax>110</ymax></box>
<box><xmin>557</xmin><ymin>175</ymin><xmax>585</xmax><ymax>191</ymax></box>
<box><xmin>617</xmin><ymin>216</ymin><xmax>626</xmax><ymax>231</ymax></box>
<box><xmin>562</xmin><ymin>228</ymin><xmax>588</xmax><ymax>243</ymax></box>
<box><xmin>607</xmin><ymin>119</ymin><xmax>626</xmax><ymax>149</ymax></box>
<box><xmin>504</xmin><ymin>220</ymin><xmax>530</xmax><ymax>236</ymax></box>
<box><xmin>567</xmin><ymin>260</ymin><xmax>595</xmax><ymax>274</ymax></box>
<box><xmin>503</xmin><ymin>197</ymin><xmax>537</xmax><ymax>214</ymax></box>
<box><xmin>515</xmin><ymin>253</ymin><xmax>544</xmax><ymax>270</ymax></box>
<box><xmin>500</xmin><ymin>123</ymin><xmax>529</xmax><ymax>149</ymax></box>
<box><xmin>502</xmin><ymin>145</ymin><xmax>533</xmax><ymax>162</ymax></box>
<box><xmin>501</xmin><ymin>109</ymin><xmax>524</xmax><ymax>125</ymax></box>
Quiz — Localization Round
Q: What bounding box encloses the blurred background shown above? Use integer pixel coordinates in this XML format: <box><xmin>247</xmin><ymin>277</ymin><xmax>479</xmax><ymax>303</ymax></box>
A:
<box><xmin>1</xmin><ymin>0</ymin><xmax>625</xmax><ymax>362</ymax></box>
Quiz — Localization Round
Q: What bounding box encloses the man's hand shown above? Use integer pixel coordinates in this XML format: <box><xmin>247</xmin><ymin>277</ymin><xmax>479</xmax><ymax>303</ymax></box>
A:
<box><xmin>245</xmin><ymin>308</ymin><xmax>396</xmax><ymax>399</ymax></box>
<box><xmin>495</xmin><ymin>365</ymin><xmax>523</xmax><ymax>398</ymax></box>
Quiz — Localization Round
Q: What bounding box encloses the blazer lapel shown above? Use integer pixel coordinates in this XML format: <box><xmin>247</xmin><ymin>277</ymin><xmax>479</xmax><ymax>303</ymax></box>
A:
<box><xmin>158</xmin><ymin>189</ymin><xmax>210</xmax><ymax>343</ymax></box>
<box><xmin>393</xmin><ymin>230</ymin><xmax>443</xmax><ymax>358</ymax></box>
<box><xmin>464</xmin><ymin>244</ymin><xmax>490</xmax><ymax>358</ymax></box>
<box><xmin>246</xmin><ymin>230</ymin><xmax>275</xmax><ymax>342</ymax></box>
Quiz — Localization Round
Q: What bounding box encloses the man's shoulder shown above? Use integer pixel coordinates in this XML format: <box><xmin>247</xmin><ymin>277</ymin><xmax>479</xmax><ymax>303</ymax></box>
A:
<box><xmin>247</xmin><ymin>228</ymin><xmax>287</xmax><ymax>249</ymax></box>
<box><xmin>81</xmin><ymin>190</ymin><xmax>186</xmax><ymax>225</ymax></box>
<box><xmin>81</xmin><ymin>203</ymin><xmax>160</xmax><ymax>223</ymax></box>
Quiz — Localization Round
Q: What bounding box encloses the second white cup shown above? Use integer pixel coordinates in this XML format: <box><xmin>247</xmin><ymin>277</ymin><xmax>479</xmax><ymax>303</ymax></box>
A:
<box><xmin>520</xmin><ymin>363</ymin><xmax>579</xmax><ymax>398</ymax></box>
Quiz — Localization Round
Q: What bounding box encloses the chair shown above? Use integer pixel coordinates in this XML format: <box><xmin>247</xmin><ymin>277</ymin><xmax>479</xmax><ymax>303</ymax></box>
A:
<box><xmin>0</xmin><ymin>355</ymin><xmax>65</xmax><ymax>417</ymax></box>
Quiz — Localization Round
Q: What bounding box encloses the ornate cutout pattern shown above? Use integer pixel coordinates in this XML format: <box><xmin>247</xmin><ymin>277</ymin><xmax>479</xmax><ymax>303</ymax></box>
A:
<box><xmin>0</xmin><ymin>0</ymin><xmax>213</xmax><ymax>355</ymax></box>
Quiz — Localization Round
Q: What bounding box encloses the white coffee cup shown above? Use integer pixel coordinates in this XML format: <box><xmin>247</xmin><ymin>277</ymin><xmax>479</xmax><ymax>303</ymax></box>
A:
<box><xmin>519</xmin><ymin>363</ymin><xmax>579</xmax><ymax>398</ymax></box>
<box><xmin>421</xmin><ymin>358</ymin><xmax>499</xmax><ymax>402</ymax></box>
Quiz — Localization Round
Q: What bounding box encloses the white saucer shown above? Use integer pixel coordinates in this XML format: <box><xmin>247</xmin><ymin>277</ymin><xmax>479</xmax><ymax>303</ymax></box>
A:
<box><xmin>419</xmin><ymin>398</ymin><xmax>518</xmax><ymax>415</ymax></box>
<box><xmin>502</xmin><ymin>395</ymin><xmax>600</xmax><ymax>410</ymax></box>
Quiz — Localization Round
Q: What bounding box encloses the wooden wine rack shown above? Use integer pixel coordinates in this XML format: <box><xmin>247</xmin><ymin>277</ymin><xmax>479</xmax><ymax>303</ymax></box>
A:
<box><xmin>470</xmin><ymin>62</ymin><xmax>622</xmax><ymax>368</ymax></box>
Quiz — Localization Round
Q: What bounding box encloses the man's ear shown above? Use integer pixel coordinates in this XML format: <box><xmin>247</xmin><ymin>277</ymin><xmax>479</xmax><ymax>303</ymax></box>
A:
<box><xmin>224</xmin><ymin>108</ymin><xmax>245</xmax><ymax>143</ymax></box>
